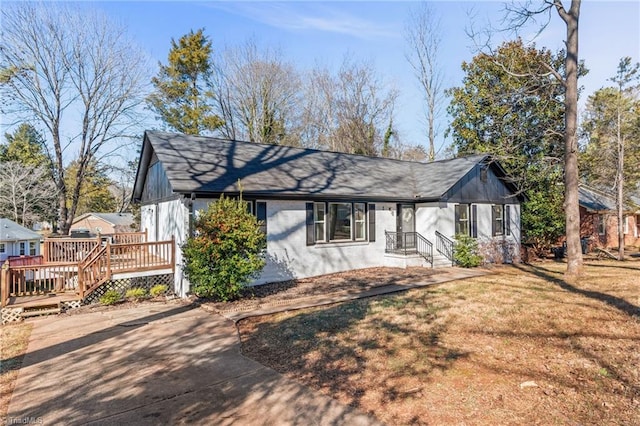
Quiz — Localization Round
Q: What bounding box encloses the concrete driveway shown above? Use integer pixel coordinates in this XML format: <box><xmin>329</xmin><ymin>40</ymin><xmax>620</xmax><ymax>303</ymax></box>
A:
<box><xmin>7</xmin><ymin>303</ymin><xmax>380</xmax><ymax>425</ymax></box>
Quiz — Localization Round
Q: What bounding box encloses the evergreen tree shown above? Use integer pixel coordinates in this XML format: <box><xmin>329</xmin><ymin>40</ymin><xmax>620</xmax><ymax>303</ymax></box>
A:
<box><xmin>447</xmin><ymin>39</ymin><xmax>586</xmax><ymax>252</ymax></box>
<box><xmin>147</xmin><ymin>29</ymin><xmax>223</xmax><ymax>135</ymax></box>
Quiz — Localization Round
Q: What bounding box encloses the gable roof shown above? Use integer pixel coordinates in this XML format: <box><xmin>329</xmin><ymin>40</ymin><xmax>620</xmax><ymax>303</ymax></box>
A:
<box><xmin>134</xmin><ymin>131</ymin><xmax>519</xmax><ymax>203</ymax></box>
<box><xmin>72</xmin><ymin>212</ymin><xmax>134</xmax><ymax>227</ymax></box>
<box><xmin>0</xmin><ymin>218</ymin><xmax>42</xmax><ymax>242</ymax></box>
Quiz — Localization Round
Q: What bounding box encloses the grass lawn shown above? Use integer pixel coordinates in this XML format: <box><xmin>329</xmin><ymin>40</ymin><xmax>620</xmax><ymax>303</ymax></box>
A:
<box><xmin>239</xmin><ymin>261</ymin><xmax>640</xmax><ymax>425</ymax></box>
<box><xmin>1</xmin><ymin>322</ymin><xmax>32</xmax><ymax>422</ymax></box>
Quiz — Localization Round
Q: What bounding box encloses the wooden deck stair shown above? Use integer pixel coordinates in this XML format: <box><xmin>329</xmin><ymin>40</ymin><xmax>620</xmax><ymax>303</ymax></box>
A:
<box><xmin>1</xmin><ymin>234</ymin><xmax>175</xmax><ymax>318</ymax></box>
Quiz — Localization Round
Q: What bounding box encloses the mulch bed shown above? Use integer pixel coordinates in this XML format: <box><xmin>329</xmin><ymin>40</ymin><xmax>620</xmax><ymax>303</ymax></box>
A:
<box><xmin>200</xmin><ymin>267</ymin><xmax>444</xmax><ymax>313</ymax></box>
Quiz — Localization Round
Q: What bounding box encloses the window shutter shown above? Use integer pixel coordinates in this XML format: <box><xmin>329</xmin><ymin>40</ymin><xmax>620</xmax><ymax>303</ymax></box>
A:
<box><xmin>306</xmin><ymin>203</ymin><xmax>315</xmax><ymax>246</ymax></box>
<box><xmin>454</xmin><ymin>205</ymin><xmax>460</xmax><ymax>235</ymax></box>
<box><xmin>491</xmin><ymin>206</ymin><xmax>497</xmax><ymax>236</ymax></box>
<box><xmin>505</xmin><ymin>205</ymin><xmax>511</xmax><ymax>236</ymax></box>
<box><xmin>257</xmin><ymin>202</ymin><xmax>267</xmax><ymax>235</ymax></box>
<box><xmin>471</xmin><ymin>205</ymin><xmax>478</xmax><ymax>238</ymax></box>
<box><xmin>368</xmin><ymin>204</ymin><xmax>376</xmax><ymax>242</ymax></box>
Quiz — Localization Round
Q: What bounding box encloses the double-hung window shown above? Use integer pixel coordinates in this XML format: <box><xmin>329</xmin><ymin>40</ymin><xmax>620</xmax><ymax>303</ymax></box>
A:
<box><xmin>598</xmin><ymin>215</ymin><xmax>606</xmax><ymax>235</ymax></box>
<box><xmin>19</xmin><ymin>242</ymin><xmax>26</xmax><ymax>256</ymax></box>
<box><xmin>29</xmin><ymin>241</ymin><xmax>37</xmax><ymax>256</ymax></box>
<box><xmin>455</xmin><ymin>204</ymin><xmax>470</xmax><ymax>236</ymax></box>
<box><xmin>307</xmin><ymin>202</ymin><xmax>373</xmax><ymax>245</ymax></box>
<box><xmin>314</xmin><ymin>203</ymin><xmax>326</xmax><ymax>242</ymax></box>
<box><xmin>354</xmin><ymin>203</ymin><xmax>366</xmax><ymax>241</ymax></box>
<box><xmin>0</xmin><ymin>243</ymin><xmax>5</xmax><ymax>254</ymax></box>
<box><xmin>492</xmin><ymin>205</ymin><xmax>504</xmax><ymax>236</ymax></box>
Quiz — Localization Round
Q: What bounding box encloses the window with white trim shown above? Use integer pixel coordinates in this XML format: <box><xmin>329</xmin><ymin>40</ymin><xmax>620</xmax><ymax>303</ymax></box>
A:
<box><xmin>0</xmin><ymin>243</ymin><xmax>5</xmax><ymax>254</ymax></box>
<box><xmin>455</xmin><ymin>204</ymin><xmax>470</xmax><ymax>236</ymax></box>
<box><xmin>598</xmin><ymin>215</ymin><xmax>606</xmax><ymax>235</ymax></box>
<box><xmin>624</xmin><ymin>215</ymin><xmax>629</xmax><ymax>235</ymax></box>
<box><xmin>314</xmin><ymin>203</ymin><xmax>326</xmax><ymax>242</ymax></box>
<box><xmin>492</xmin><ymin>205</ymin><xmax>504</xmax><ymax>236</ymax></box>
<box><xmin>354</xmin><ymin>203</ymin><xmax>366</xmax><ymax>241</ymax></box>
<box><xmin>19</xmin><ymin>242</ymin><xmax>26</xmax><ymax>256</ymax></box>
<box><xmin>29</xmin><ymin>241</ymin><xmax>37</xmax><ymax>256</ymax></box>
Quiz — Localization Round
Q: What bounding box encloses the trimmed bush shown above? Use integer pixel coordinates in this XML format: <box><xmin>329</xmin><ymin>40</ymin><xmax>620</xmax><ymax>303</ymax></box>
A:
<box><xmin>125</xmin><ymin>287</ymin><xmax>147</xmax><ymax>302</ymax></box>
<box><xmin>150</xmin><ymin>284</ymin><xmax>169</xmax><ymax>298</ymax></box>
<box><xmin>183</xmin><ymin>194</ymin><xmax>267</xmax><ymax>301</ymax></box>
<box><xmin>99</xmin><ymin>289</ymin><xmax>121</xmax><ymax>306</ymax></box>
<box><xmin>454</xmin><ymin>234</ymin><xmax>482</xmax><ymax>268</ymax></box>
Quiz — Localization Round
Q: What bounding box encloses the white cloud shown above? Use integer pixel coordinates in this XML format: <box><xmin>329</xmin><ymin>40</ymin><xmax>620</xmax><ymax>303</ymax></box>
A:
<box><xmin>206</xmin><ymin>2</ymin><xmax>397</xmax><ymax>40</ymax></box>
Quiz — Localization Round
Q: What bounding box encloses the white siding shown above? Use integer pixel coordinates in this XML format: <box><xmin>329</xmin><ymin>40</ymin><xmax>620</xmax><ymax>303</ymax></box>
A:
<box><xmin>0</xmin><ymin>239</ymin><xmax>40</xmax><ymax>263</ymax></box>
<box><xmin>254</xmin><ymin>200</ymin><xmax>399</xmax><ymax>284</ymax></box>
<box><xmin>141</xmin><ymin>199</ymin><xmax>190</xmax><ymax>296</ymax></box>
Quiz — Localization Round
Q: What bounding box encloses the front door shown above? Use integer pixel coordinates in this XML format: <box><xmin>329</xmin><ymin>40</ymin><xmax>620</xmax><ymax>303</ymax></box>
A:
<box><xmin>397</xmin><ymin>204</ymin><xmax>415</xmax><ymax>249</ymax></box>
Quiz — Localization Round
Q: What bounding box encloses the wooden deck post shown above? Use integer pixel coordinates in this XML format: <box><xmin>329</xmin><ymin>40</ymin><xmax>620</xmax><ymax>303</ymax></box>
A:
<box><xmin>144</xmin><ymin>228</ymin><xmax>148</xmax><ymax>243</ymax></box>
<box><xmin>106</xmin><ymin>240</ymin><xmax>112</xmax><ymax>281</ymax></box>
<box><xmin>1</xmin><ymin>264</ymin><xmax>9</xmax><ymax>307</ymax></box>
<box><xmin>171</xmin><ymin>235</ymin><xmax>176</xmax><ymax>274</ymax></box>
<box><xmin>43</xmin><ymin>240</ymin><xmax>49</xmax><ymax>263</ymax></box>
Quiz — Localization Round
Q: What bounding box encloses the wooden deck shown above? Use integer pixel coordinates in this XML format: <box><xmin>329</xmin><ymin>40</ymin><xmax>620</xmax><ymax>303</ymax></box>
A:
<box><xmin>4</xmin><ymin>292</ymin><xmax>81</xmax><ymax>309</ymax></box>
<box><xmin>1</xmin><ymin>236</ymin><xmax>175</xmax><ymax>309</ymax></box>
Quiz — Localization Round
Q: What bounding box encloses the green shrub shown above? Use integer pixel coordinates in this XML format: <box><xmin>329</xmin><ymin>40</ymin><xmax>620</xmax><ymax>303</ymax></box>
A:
<box><xmin>125</xmin><ymin>287</ymin><xmax>147</xmax><ymax>302</ymax></box>
<box><xmin>150</xmin><ymin>284</ymin><xmax>169</xmax><ymax>298</ymax></box>
<box><xmin>183</xmin><ymin>193</ymin><xmax>267</xmax><ymax>301</ymax></box>
<box><xmin>453</xmin><ymin>234</ymin><xmax>483</xmax><ymax>268</ymax></box>
<box><xmin>99</xmin><ymin>289</ymin><xmax>121</xmax><ymax>306</ymax></box>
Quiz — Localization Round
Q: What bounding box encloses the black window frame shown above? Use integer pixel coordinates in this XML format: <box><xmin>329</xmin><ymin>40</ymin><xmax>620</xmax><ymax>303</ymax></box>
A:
<box><xmin>307</xmin><ymin>201</ymin><xmax>374</xmax><ymax>245</ymax></box>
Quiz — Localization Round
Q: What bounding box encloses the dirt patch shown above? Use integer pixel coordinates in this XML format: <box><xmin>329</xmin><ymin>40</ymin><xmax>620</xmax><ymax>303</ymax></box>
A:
<box><xmin>238</xmin><ymin>261</ymin><xmax>640</xmax><ymax>425</ymax></box>
<box><xmin>1</xmin><ymin>322</ymin><xmax>32</xmax><ymax>422</ymax></box>
<box><xmin>201</xmin><ymin>267</ymin><xmax>443</xmax><ymax>313</ymax></box>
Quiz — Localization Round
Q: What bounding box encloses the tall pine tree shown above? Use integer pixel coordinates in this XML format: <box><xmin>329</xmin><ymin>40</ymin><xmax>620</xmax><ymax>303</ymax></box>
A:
<box><xmin>147</xmin><ymin>29</ymin><xmax>223</xmax><ymax>135</ymax></box>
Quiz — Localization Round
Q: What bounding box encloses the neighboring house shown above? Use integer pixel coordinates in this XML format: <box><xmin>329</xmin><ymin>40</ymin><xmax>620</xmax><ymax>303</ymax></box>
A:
<box><xmin>0</xmin><ymin>218</ymin><xmax>42</xmax><ymax>264</ymax></box>
<box><xmin>70</xmin><ymin>212</ymin><xmax>135</xmax><ymax>235</ymax></box>
<box><xmin>578</xmin><ymin>185</ymin><xmax>640</xmax><ymax>249</ymax></box>
<box><xmin>133</xmin><ymin>131</ymin><xmax>525</xmax><ymax>297</ymax></box>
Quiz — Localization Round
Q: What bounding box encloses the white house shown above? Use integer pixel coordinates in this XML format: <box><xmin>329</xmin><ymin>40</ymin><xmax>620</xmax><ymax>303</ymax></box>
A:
<box><xmin>0</xmin><ymin>218</ymin><xmax>42</xmax><ymax>264</ymax></box>
<box><xmin>133</xmin><ymin>131</ymin><xmax>524</xmax><ymax>297</ymax></box>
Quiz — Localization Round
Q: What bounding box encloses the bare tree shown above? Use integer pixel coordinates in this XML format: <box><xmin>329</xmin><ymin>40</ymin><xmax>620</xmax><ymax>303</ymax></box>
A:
<box><xmin>214</xmin><ymin>41</ymin><xmax>302</xmax><ymax>146</ymax></box>
<box><xmin>405</xmin><ymin>2</ymin><xmax>444</xmax><ymax>161</ymax></box>
<box><xmin>303</xmin><ymin>57</ymin><xmax>398</xmax><ymax>155</ymax></box>
<box><xmin>0</xmin><ymin>3</ymin><xmax>148</xmax><ymax>234</ymax></box>
<box><xmin>0</xmin><ymin>161</ymin><xmax>58</xmax><ymax>227</ymax></box>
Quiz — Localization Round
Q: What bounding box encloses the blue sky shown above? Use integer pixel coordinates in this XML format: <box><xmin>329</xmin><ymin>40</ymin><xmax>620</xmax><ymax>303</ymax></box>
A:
<box><xmin>14</xmin><ymin>1</ymin><xmax>640</xmax><ymax>157</ymax></box>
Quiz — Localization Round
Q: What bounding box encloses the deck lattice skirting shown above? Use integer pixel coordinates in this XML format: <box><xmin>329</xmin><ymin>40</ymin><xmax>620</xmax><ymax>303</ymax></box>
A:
<box><xmin>84</xmin><ymin>273</ymin><xmax>174</xmax><ymax>304</ymax></box>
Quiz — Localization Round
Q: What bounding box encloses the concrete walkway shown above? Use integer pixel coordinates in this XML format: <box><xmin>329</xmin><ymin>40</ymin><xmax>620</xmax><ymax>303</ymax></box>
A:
<box><xmin>7</xmin><ymin>303</ymin><xmax>381</xmax><ymax>425</ymax></box>
<box><xmin>7</xmin><ymin>267</ymin><xmax>489</xmax><ymax>425</ymax></box>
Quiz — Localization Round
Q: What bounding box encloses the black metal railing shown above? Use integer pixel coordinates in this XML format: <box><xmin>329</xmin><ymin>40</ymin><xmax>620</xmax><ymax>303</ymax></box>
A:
<box><xmin>435</xmin><ymin>231</ymin><xmax>455</xmax><ymax>266</ymax></box>
<box><xmin>385</xmin><ymin>231</ymin><xmax>433</xmax><ymax>266</ymax></box>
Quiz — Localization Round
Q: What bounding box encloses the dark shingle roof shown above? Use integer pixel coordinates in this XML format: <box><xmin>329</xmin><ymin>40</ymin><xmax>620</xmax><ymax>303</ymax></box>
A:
<box><xmin>0</xmin><ymin>218</ymin><xmax>42</xmax><ymax>242</ymax></box>
<box><xmin>73</xmin><ymin>213</ymin><xmax>134</xmax><ymax>227</ymax></box>
<box><xmin>138</xmin><ymin>131</ymin><xmax>491</xmax><ymax>202</ymax></box>
<box><xmin>578</xmin><ymin>186</ymin><xmax>617</xmax><ymax>211</ymax></box>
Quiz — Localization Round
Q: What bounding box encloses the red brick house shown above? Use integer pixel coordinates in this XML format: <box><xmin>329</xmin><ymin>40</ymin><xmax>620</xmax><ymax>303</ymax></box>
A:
<box><xmin>579</xmin><ymin>186</ymin><xmax>640</xmax><ymax>249</ymax></box>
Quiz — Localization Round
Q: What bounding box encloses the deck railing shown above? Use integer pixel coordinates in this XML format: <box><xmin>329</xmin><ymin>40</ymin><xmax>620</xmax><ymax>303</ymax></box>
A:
<box><xmin>43</xmin><ymin>237</ymin><xmax>101</xmax><ymax>263</ymax></box>
<box><xmin>1</xmin><ymin>262</ymin><xmax>79</xmax><ymax>305</ymax></box>
<box><xmin>2</xmin><ymin>236</ymin><xmax>175</xmax><ymax>306</ymax></box>
<box><xmin>110</xmin><ymin>230</ymin><xmax>147</xmax><ymax>244</ymax></box>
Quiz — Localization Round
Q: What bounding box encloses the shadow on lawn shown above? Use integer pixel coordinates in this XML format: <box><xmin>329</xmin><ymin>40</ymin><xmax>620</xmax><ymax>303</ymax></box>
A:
<box><xmin>512</xmin><ymin>263</ymin><xmax>640</xmax><ymax>318</ymax></box>
<box><xmin>240</xmin><ymin>294</ymin><xmax>468</xmax><ymax>409</ymax></box>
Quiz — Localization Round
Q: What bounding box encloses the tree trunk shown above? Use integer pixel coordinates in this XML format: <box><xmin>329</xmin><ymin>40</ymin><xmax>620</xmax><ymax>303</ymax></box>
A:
<box><xmin>560</xmin><ymin>0</ymin><xmax>584</xmax><ymax>278</ymax></box>
<box><xmin>617</xmin><ymin>136</ymin><xmax>624</xmax><ymax>260</ymax></box>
